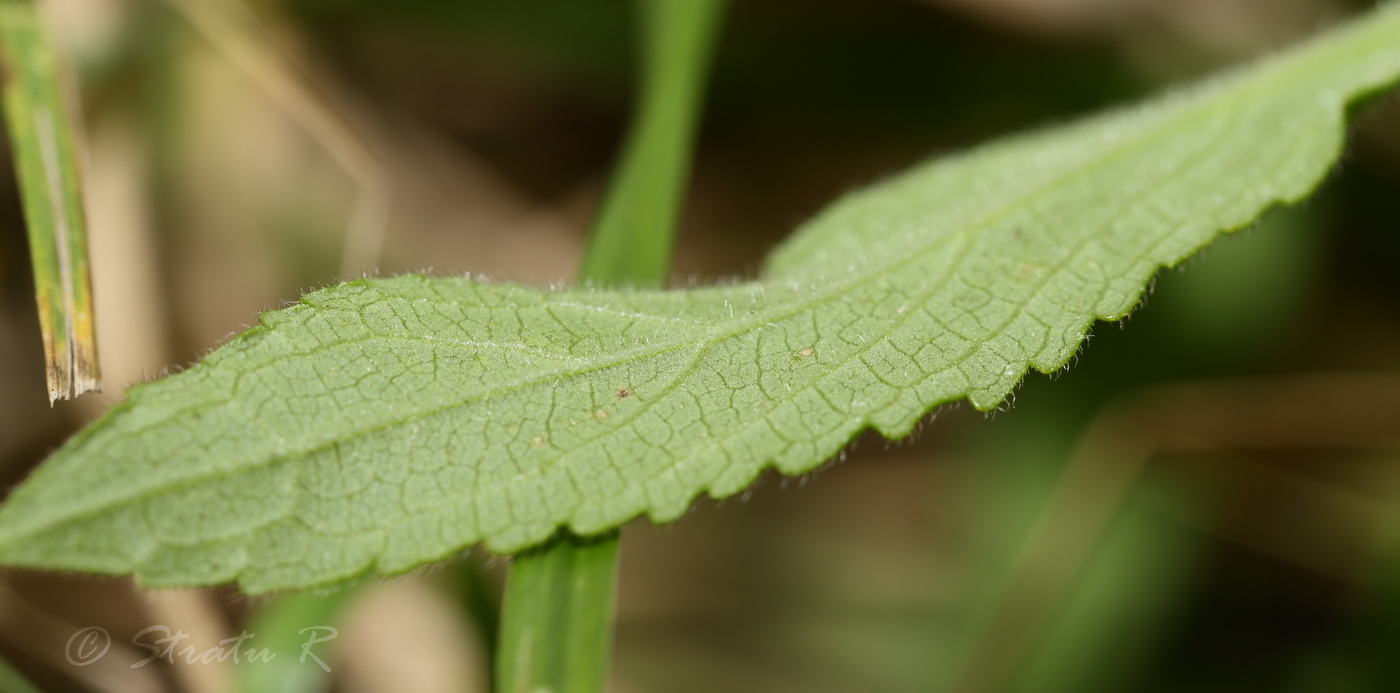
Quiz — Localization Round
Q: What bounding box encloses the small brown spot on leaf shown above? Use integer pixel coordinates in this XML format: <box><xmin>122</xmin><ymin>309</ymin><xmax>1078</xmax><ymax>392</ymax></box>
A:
<box><xmin>615</xmin><ymin>388</ymin><xmax>632</xmax><ymax>399</ymax></box>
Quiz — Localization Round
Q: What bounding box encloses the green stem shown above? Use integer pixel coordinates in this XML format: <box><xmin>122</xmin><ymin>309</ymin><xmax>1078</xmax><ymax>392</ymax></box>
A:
<box><xmin>577</xmin><ymin>0</ymin><xmax>729</xmax><ymax>288</ymax></box>
<box><xmin>494</xmin><ymin>1</ymin><xmax>728</xmax><ymax>692</ymax></box>
<box><xmin>496</xmin><ymin>533</ymin><xmax>622</xmax><ymax>693</ymax></box>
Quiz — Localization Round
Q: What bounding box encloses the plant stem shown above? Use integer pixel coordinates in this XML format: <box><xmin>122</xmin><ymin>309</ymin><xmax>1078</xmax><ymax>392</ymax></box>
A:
<box><xmin>577</xmin><ymin>0</ymin><xmax>729</xmax><ymax>288</ymax></box>
<box><xmin>494</xmin><ymin>1</ymin><xmax>728</xmax><ymax>691</ymax></box>
<box><xmin>496</xmin><ymin>533</ymin><xmax>622</xmax><ymax>693</ymax></box>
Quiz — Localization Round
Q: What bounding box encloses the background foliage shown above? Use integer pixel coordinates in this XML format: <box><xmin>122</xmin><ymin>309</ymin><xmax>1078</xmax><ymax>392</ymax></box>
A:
<box><xmin>1</xmin><ymin>0</ymin><xmax>1399</xmax><ymax>691</ymax></box>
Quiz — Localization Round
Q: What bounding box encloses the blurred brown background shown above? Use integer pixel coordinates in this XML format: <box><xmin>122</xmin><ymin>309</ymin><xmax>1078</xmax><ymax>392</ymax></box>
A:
<box><xmin>3</xmin><ymin>0</ymin><xmax>1400</xmax><ymax>691</ymax></box>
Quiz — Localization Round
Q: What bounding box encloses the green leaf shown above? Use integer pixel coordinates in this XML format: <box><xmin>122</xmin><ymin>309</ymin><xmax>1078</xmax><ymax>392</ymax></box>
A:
<box><xmin>3</xmin><ymin>4</ymin><xmax>1400</xmax><ymax>594</ymax></box>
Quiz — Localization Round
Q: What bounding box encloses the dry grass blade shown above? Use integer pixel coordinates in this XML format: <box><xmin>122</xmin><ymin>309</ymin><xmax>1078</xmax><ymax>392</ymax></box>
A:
<box><xmin>0</xmin><ymin>0</ymin><xmax>99</xmax><ymax>404</ymax></box>
<box><xmin>162</xmin><ymin>0</ymin><xmax>390</xmax><ymax>278</ymax></box>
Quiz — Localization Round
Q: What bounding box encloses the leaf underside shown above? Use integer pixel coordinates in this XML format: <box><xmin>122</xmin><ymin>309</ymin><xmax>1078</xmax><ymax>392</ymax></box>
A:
<box><xmin>2</xmin><ymin>4</ymin><xmax>1400</xmax><ymax>594</ymax></box>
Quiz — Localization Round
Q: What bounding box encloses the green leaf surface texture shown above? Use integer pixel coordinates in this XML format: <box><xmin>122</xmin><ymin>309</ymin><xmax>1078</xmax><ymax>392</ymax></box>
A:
<box><xmin>3</xmin><ymin>4</ymin><xmax>1400</xmax><ymax>593</ymax></box>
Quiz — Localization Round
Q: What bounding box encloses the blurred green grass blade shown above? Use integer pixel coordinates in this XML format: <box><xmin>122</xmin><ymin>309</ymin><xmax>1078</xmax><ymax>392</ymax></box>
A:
<box><xmin>497</xmin><ymin>534</ymin><xmax>620</xmax><ymax>693</ymax></box>
<box><xmin>1356</xmin><ymin>489</ymin><xmax>1400</xmax><ymax>691</ymax></box>
<box><xmin>578</xmin><ymin>0</ymin><xmax>728</xmax><ymax>287</ymax></box>
<box><xmin>0</xmin><ymin>0</ymin><xmax>99</xmax><ymax>404</ymax></box>
<box><xmin>450</xmin><ymin>556</ymin><xmax>503</xmax><ymax>681</ymax></box>
<box><xmin>1009</xmin><ymin>484</ymin><xmax>1200</xmax><ymax>693</ymax></box>
<box><xmin>498</xmin><ymin>2</ymin><xmax>729</xmax><ymax>691</ymax></box>
<box><xmin>0</xmin><ymin>653</ymin><xmax>41</xmax><ymax>693</ymax></box>
<box><xmin>233</xmin><ymin>586</ymin><xmax>359</xmax><ymax>693</ymax></box>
